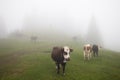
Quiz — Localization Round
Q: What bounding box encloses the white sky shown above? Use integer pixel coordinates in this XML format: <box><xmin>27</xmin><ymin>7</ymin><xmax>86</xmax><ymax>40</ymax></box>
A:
<box><xmin>0</xmin><ymin>0</ymin><xmax>120</xmax><ymax>51</ymax></box>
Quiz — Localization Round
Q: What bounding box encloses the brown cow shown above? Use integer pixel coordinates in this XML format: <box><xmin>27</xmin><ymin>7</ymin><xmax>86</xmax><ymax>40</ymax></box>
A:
<box><xmin>83</xmin><ymin>44</ymin><xmax>92</xmax><ymax>60</ymax></box>
<box><xmin>51</xmin><ymin>46</ymin><xmax>73</xmax><ymax>75</ymax></box>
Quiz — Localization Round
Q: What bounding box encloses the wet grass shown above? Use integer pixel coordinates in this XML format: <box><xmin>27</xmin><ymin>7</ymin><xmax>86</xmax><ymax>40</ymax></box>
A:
<box><xmin>0</xmin><ymin>39</ymin><xmax>120</xmax><ymax>80</ymax></box>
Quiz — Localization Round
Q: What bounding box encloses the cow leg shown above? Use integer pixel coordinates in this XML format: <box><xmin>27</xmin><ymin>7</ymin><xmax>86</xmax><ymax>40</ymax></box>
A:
<box><xmin>93</xmin><ymin>51</ymin><xmax>95</xmax><ymax>57</ymax></box>
<box><xmin>88</xmin><ymin>53</ymin><xmax>90</xmax><ymax>60</ymax></box>
<box><xmin>61</xmin><ymin>63</ymin><xmax>66</xmax><ymax>75</ymax></box>
<box><xmin>84</xmin><ymin>51</ymin><xmax>86</xmax><ymax>60</ymax></box>
<box><xmin>96</xmin><ymin>51</ymin><xmax>98</xmax><ymax>56</ymax></box>
<box><xmin>56</xmin><ymin>63</ymin><xmax>60</xmax><ymax>74</ymax></box>
<box><xmin>90</xmin><ymin>52</ymin><xmax>91</xmax><ymax>59</ymax></box>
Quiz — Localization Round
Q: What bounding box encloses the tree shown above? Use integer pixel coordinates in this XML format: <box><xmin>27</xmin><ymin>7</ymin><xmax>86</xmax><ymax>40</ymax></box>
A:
<box><xmin>85</xmin><ymin>16</ymin><xmax>103</xmax><ymax>46</ymax></box>
<box><xmin>0</xmin><ymin>16</ymin><xmax>6</xmax><ymax>38</ymax></box>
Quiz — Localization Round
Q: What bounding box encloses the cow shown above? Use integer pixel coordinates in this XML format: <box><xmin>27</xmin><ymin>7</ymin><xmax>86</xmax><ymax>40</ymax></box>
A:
<box><xmin>83</xmin><ymin>44</ymin><xmax>92</xmax><ymax>60</ymax></box>
<box><xmin>30</xmin><ymin>36</ymin><xmax>38</xmax><ymax>42</ymax></box>
<box><xmin>51</xmin><ymin>46</ymin><xmax>73</xmax><ymax>75</ymax></box>
<box><xmin>92</xmin><ymin>44</ymin><xmax>100</xmax><ymax>57</ymax></box>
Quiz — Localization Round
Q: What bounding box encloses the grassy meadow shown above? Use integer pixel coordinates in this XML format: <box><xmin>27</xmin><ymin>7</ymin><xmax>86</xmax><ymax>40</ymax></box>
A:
<box><xmin>0</xmin><ymin>39</ymin><xmax>120</xmax><ymax>80</ymax></box>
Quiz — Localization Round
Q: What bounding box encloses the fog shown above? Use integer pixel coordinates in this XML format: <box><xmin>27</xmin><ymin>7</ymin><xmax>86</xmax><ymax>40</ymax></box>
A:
<box><xmin>0</xmin><ymin>0</ymin><xmax>120</xmax><ymax>52</ymax></box>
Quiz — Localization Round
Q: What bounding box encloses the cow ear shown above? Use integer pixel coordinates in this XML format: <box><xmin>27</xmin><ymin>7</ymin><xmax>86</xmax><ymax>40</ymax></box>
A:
<box><xmin>70</xmin><ymin>48</ymin><xmax>73</xmax><ymax>52</ymax></box>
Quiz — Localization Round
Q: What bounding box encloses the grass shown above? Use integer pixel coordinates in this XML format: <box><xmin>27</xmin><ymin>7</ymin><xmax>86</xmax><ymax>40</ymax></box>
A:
<box><xmin>0</xmin><ymin>39</ymin><xmax>120</xmax><ymax>80</ymax></box>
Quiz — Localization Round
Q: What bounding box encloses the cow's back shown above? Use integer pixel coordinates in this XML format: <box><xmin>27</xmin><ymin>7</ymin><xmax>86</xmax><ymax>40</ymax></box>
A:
<box><xmin>51</xmin><ymin>47</ymin><xmax>64</xmax><ymax>63</ymax></box>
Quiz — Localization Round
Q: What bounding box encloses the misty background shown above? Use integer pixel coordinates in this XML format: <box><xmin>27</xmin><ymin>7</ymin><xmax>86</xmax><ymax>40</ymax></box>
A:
<box><xmin>0</xmin><ymin>0</ymin><xmax>120</xmax><ymax>52</ymax></box>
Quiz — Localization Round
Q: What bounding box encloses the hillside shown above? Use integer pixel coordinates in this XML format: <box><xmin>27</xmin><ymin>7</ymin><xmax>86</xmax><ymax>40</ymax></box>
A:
<box><xmin>0</xmin><ymin>39</ymin><xmax>120</xmax><ymax>80</ymax></box>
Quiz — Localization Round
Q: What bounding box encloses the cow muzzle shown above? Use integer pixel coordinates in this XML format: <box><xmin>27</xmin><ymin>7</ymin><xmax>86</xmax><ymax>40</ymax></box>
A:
<box><xmin>65</xmin><ymin>58</ymin><xmax>70</xmax><ymax>61</ymax></box>
<box><xmin>63</xmin><ymin>58</ymin><xmax>70</xmax><ymax>63</ymax></box>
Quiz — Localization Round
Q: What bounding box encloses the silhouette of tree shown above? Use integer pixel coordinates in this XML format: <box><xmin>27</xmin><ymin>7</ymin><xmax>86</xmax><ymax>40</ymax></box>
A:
<box><xmin>0</xmin><ymin>16</ymin><xmax>6</xmax><ymax>38</ymax></box>
<box><xmin>86</xmin><ymin>16</ymin><xmax>103</xmax><ymax>46</ymax></box>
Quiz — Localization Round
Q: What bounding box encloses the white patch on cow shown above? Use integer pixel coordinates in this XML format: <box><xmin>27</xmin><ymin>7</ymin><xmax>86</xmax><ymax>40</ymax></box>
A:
<box><xmin>63</xmin><ymin>46</ymin><xmax>70</xmax><ymax>59</ymax></box>
<box><xmin>64</xmin><ymin>46</ymin><xmax>70</xmax><ymax>53</ymax></box>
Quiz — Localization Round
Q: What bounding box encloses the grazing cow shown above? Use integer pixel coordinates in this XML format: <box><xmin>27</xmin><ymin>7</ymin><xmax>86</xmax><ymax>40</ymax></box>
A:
<box><xmin>83</xmin><ymin>44</ymin><xmax>92</xmax><ymax>60</ymax></box>
<box><xmin>51</xmin><ymin>46</ymin><xmax>73</xmax><ymax>75</ymax></box>
<box><xmin>30</xmin><ymin>36</ymin><xmax>38</xmax><ymax>42</ymax></box>
<box><xmin>92</xmin><ymin>44</ymin><xmax>99</xmax><ymax>57</ymax></box>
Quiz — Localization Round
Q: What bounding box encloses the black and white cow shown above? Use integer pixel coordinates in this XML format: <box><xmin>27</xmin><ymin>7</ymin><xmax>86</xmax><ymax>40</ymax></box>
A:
<box><xmin>51</xmin><ymin>46</ymin><xmax>73</xmax><ymax>75</ymax></box>
<box><xmin>92</xmin><ymin>44</ymin><xmax>100</xmax><ymax>57</ymax></box>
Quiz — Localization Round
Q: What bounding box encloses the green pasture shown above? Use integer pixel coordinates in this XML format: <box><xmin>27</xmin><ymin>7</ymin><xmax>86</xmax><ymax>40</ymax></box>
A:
<box><xmin>0</xmin><ymin>39</ymin><xmax>120</xmax><ymax>80</ymax></box>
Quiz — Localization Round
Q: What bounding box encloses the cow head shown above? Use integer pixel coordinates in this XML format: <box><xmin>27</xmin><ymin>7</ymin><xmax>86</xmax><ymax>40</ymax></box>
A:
<box><xmin>84</xmin><ymin>44</ymin><xmax>92</xmax><ymax>53</ymax></box>
<box><xmin>62</xmin><ymin>46</ymin><xmax>73</xmax><ymax>62</ymax></box>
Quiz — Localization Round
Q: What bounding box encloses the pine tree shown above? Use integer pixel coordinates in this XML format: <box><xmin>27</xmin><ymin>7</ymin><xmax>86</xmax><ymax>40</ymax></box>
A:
<box><xmin>86</xmin><ymin>16</ymin><xmax>103</xmax><ymax>46</ymax></box>
<box><xmin>0</xmin><ymin>16</ymin><xmax>6</xmax><ymax>38</ymax></box>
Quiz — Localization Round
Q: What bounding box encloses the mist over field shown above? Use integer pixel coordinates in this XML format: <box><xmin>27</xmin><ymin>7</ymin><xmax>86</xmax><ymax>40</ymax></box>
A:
<box><xmin>0</xmin><ymin>0</ymin><xmax>120</xmax><ymax>52</ymax></box>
